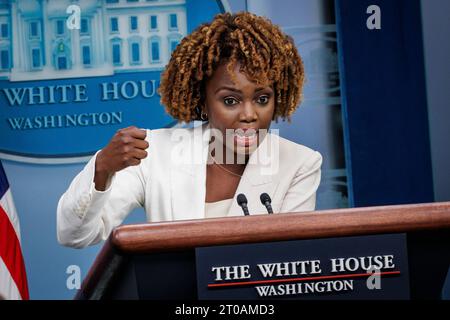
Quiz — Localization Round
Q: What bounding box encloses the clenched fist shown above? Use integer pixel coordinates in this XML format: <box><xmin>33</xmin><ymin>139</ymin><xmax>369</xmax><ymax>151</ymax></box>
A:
<box><xmin>94</xmin><ymin>126</ymin><xmax>149</xmax><ymax>191</ymax></box>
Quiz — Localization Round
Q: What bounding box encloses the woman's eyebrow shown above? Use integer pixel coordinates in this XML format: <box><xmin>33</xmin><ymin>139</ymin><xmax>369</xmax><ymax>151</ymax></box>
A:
<box><xmin>214</xmin><ymin>86</ymin><xmax>272</xmax><ymax>94</ymax></box>
<box><xmin>215</xmin><ymin>86</ymin><xmax>241</xmax><ymax>94</ymax></box>
<box><xmin>255</xmin><ymin>87</ymin><xmax>273</xmax><ymax>93</ymax></box>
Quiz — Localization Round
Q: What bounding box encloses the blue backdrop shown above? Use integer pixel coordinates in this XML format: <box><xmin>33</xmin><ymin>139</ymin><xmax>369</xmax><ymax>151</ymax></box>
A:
<box><xmin>335</xmin><ymin>0</ymin><xmax>434</xmax><ymax>206</ymax></box>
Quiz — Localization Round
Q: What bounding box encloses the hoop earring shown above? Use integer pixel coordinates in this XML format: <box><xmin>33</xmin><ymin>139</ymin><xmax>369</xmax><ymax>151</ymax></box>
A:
<box><xmin>200</xmin><ymin>111</ymin><xmax>208</xmax><ymax>121</ymax></box>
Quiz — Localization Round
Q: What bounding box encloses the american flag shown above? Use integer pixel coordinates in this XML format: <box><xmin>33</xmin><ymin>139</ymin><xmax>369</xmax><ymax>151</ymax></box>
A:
<box><xmin>0</xmin><ymin>161</ymin><xmax>29</xmax><ymax>300</ymax></box>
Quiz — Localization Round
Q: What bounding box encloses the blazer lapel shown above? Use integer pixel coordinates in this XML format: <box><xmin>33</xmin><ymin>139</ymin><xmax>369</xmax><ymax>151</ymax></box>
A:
<box><xmin>227</xmin><ymin>132</ymin><xmax>281</xmax><ymax>217</ymax></box>
<box><xmin>170</xmin><ymin>124</ymin><xmax>281</xmax><ymax>220</ymax></box>
<box><xmin>170</xmin><ymin>122</ymin><xmax>210</xmax><ymax>221</ymax></box>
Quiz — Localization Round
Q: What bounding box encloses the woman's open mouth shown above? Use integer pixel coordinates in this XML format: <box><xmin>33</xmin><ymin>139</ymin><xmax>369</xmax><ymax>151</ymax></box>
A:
<box><xmin>233</xmin><ymin>128</ymin><xmax>258</xmax><ymax>147</ymax></box>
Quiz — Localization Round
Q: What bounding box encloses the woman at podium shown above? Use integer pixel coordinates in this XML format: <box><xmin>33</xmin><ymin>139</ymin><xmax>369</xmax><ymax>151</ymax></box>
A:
<box><xmin>57</xmin><ymin>12</ymin><xmax>322</xmax><ymax>248</ymax></box>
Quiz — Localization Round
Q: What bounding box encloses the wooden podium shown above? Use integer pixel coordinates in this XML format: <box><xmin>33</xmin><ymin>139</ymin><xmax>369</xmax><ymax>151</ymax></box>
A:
<box><xmin>75</xmin><ymin>202</ymin><xmax>450</xmax><ymax>300</ymax></box>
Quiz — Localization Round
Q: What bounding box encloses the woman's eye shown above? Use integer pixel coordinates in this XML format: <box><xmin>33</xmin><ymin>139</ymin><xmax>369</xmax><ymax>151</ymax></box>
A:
<box><xmin>223</xmin><ymin>97</ymin><xmax>239</xmax><ymax>106</ymax></box>
<box><xmin>257</xmin><ymin>95</ymin><xmax>270</xmax><ymax>105</ymax></box>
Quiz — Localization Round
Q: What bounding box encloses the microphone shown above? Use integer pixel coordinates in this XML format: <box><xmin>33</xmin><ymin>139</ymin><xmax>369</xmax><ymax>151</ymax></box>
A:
<box><xmin>237</xmin><ymin>193</ymin><xmax>250</xmax><ymax>216</ymax></box>
<box><xmin>260</xmin><ymin>193</ymin><xmax>274</xmax><ymax>214</ymax></box>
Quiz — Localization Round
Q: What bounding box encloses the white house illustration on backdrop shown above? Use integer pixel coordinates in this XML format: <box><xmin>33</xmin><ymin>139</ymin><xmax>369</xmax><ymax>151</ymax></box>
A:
<box><xmin>0</xmin><ymin>0</ymin><xmax>187</xmax><ymax>81</ymax></box>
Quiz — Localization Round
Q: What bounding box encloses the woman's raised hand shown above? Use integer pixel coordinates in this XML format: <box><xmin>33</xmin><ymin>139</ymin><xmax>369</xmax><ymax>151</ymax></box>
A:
<box><xmin>94</xmin><ymin>126</ymin><xmax>148</xmax><ymax>191</ymax></box>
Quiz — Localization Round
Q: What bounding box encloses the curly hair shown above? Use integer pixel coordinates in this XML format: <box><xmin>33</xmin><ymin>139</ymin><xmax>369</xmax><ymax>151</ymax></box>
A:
<box><xmin>158</xmin><ymin>11</ymin><xmax>305</xmax><ymax>123</ymax></box>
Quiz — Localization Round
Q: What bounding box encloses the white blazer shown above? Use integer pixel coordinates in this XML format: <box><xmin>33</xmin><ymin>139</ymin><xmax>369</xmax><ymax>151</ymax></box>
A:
<box><xmin>57</xmin><ymin>122</ymin><xmax>322</xmax><ymax>248</ymax></box>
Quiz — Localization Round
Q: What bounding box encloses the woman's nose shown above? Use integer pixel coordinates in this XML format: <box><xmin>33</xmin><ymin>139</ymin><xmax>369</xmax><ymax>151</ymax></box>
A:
<box><xmin>240</xmin><ymin>101</ymin><xmax>257</xmax><ymax>122</ymax></box>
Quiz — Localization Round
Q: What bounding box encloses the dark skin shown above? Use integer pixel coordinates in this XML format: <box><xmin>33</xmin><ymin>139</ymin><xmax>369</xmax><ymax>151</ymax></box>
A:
<box><xmin>94</xmin><ymin>126</ymin><xmax>148</xmax><ymax>191</ymax></box>
<box><xmin>204</xmin><ymin>62</ymin><xmax>275</xmax><ymax>202</ymax></box>
<box><xmin>94</xmin><ymin>62</ymin><xmax>275</xmax><ymax>203</ymax></box>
